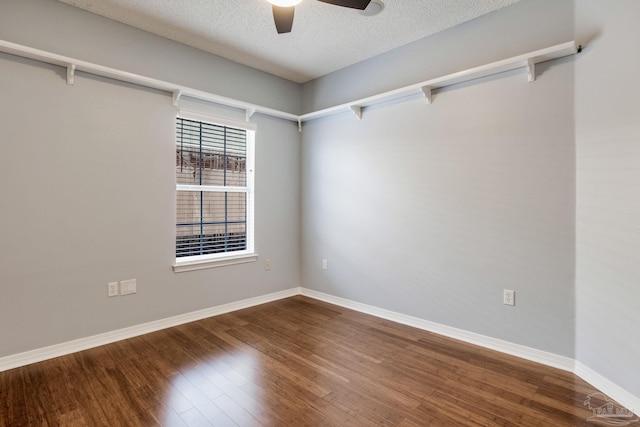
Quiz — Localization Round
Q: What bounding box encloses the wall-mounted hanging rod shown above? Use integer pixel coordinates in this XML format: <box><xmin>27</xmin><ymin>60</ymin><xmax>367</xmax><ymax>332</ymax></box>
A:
<box><xmin>0</xmin><ymin>39</ymin><xmax>578</xmax><ymax>129</ymax></box>
<box><xmin>0</xmin><ymin>39</ymin><xmax>299</xmax><ymax>124</ymax></box>
<box><xmin>299</xmin><ymin>41</ymin><xmax>578</xmax><ymax>122</ymax></box>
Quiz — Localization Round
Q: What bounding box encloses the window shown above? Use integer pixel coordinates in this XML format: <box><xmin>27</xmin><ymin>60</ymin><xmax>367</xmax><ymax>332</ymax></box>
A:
<box><xmin>174</xmin><ymin>112</ymin><xmax>255</xmax><ymax>271</ymax></box>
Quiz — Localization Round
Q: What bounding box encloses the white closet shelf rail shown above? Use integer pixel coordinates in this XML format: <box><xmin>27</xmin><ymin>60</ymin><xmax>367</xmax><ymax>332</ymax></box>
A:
<box><xmin>300</xmin><ymin>41</ymin><xmax>578</xmax><ymax>122</ymax></box>
<box><xmin>0</xmin><ymin>39</ymin><xmax>578</xmax><ymax>128</ymax></box>
<box><xmin>0</xmin><ymin>39</ymin><xmax>299</xmax><ymax>123</ymax></box>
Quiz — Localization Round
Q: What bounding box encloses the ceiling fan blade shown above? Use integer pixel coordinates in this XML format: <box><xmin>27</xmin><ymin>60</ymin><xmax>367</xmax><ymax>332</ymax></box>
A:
<box><xmin>272</xmin><ymin>5</ymin><xmax>295</xmax><ymax>34</ymax></box>
<box><xmin>316</xmin><ymin>0</ymin><xmax>372</xmax><ymax>10</ymax></box>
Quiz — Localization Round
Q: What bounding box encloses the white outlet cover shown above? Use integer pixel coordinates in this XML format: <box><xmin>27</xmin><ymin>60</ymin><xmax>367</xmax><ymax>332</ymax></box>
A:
<box><xmin>503</xmin><ymin>289</ymin><xmax>515</xmax><ymax>306</ymax></box>
<box><xmin>108</xmin><ymin>282</ymin><xmax>119</xmax><ymax>297</ymax></box>
<box><xmin>121</xmin><ymin>279</ymin><xmax>137</xmax><ymax>296</ymax></box>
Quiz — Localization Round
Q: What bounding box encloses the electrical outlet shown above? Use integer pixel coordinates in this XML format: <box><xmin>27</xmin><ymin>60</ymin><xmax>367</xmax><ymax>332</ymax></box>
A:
<box><xmin>120</xmin><ymin>279</ymin><xmax>137</xmax><ymax>296</ymax></box>
<box><xmin>503</xmin><ymin>289</ymin><xmax>515</xmax><ymax>306</ymax></box>
<box><xmin>322</xmin><ymin>259</ymin><xmax>328</xmax><ymax>270</ymax></box>
<box><xmin>264</xmin><ymin>259</ymin><xmax>272</xmax><ymax>271</ymax></box>
<box><xmin>108</xmin><ymin>282</ymin><xmax>119</xmax><ymax>297</ymax></box>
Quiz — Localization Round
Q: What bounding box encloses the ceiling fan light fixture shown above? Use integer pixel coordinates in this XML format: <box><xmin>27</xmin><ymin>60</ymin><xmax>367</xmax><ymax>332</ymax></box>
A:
<box><xmin>267</xmin><ymin>0</ymin><xmax>303</xmax><ymax>6</ymax></box>
<box><xmin>360</xmin><ymin>0</ymin><xmax>384</xmax><ymax>16</ymax></box>
<box><xmin>270</xmin><ymin>0</ymin><xmax>372</xmax><ymax>34</ymax></box>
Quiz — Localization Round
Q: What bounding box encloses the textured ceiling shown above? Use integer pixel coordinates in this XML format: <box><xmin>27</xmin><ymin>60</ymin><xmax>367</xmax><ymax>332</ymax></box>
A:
<box><xmin>55</xmin><ymin>0</ymin><xmax>522</xmax><ymax>83</ymax></box>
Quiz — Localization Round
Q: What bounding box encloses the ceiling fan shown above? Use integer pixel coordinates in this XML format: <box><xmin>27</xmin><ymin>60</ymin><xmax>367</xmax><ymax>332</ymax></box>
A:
<box><xmin>266</xmin><ymin>0</ymin><xmax>372</xmax><ymax>34</ymax></box>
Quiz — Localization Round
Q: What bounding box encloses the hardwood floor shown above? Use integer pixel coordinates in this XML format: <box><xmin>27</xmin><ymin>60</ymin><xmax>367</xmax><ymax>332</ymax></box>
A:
<box><xmin>0</xmin><ymin>296</ymin><xmax>609</xmax><ymax>426</ymax></box>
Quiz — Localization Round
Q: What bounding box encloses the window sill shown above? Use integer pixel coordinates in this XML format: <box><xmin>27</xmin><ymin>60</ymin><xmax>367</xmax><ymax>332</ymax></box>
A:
<box><xmin>173</xmin><ymin>253</ymin><xmax>258</xmax><ymax>273</ymax></box>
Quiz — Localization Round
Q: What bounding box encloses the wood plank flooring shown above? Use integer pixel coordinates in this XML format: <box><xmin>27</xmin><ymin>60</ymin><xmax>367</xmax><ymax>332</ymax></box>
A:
<box><xmin>0</xmin><ymin>296</ymin><xmax>612</xmax><ymax>426</ymax></box>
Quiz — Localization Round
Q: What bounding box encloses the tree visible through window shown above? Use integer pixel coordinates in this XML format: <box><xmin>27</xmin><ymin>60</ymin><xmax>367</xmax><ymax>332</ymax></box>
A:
<box><xmin>175</xmin><ymin>116</ymin><xmax>254</xmax><ymax>260</ymax></box>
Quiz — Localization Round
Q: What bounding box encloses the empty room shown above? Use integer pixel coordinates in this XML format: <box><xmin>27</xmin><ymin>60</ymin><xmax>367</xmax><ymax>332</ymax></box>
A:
<box><xmin>0</xmin><ymin>0</ymin><xmax>638</xmax><ymax>425</ymax></box>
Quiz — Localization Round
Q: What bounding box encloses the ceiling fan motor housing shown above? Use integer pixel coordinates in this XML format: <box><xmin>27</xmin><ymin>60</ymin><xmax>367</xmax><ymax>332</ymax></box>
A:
<box><xmin>271</xmin><ymin>0</ymin><xmax>372</xmax><ymax>34</ymax></box>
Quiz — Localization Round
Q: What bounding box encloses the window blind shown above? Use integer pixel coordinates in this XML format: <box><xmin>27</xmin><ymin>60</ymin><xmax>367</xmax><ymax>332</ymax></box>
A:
<box><xmin>176</xmin><ymin>117</ymin><xmax>250</xmax><ymax>258</ymax></box>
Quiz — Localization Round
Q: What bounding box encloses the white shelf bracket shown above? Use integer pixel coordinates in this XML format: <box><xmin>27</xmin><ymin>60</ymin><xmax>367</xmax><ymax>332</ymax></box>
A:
<box><xmin>172</xmin><ymin>90</ymin><xmax>182</xmax><ymax>107</ymax></box>
<box><xmin>421</xmin><ymin>86</ymin><xmax>433</xmax><ymax>104</ymax></box>
<box><xmin>66</xmin><ymin>64</ymin><xmax>76</xmax><ymax>85</ymax></box>
<box><xmin>297</xmin><ymin>119</ymin><xmax>302</xmax><ymax>132</ymax></box>
<box><xmin>350</xmin><ymin>105</ymin><xmax>362</xmax><ymax>120</ymax></box>
<box><xmin>246</xmin><ymin>107</ymin><xmax>256</xmax><ymax>122</ymax></box>
<box><xmin>527</xmin><ymin>58</ymin><xmax>536</xmax><ymax>82</ymax></box>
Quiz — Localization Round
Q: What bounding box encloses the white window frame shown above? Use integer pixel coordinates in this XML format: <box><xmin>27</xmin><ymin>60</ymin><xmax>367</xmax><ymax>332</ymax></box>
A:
<box><xmin>173</xmin><ymin>110</ymin><xmax>257</xmax><ymax>272</ymax></box>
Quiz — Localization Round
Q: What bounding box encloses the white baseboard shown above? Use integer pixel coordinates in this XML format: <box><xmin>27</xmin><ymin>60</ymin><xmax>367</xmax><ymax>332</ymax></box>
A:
<box><xmin>299</xmin><ymin>288</ymin><xmax>575</xmax><ymax>372</ymax></box>
<box><xmin>2</xmin><ymin>285</ymin><xmax>637</xmax><ymax>418</ymax></box>
<box><xmin>575</xmin><ymin>361</ymin><xmax>640</xmax><ymax>416</ymax></box>
<box><xmin>0</xmin><ymin>287</ymin><xmax>300</xmax><ymax>372</ymax></box>
<box><xmin>300</xmin><ymin>288</ymin><xmax>640</xmax><ymax>416</ymax></box>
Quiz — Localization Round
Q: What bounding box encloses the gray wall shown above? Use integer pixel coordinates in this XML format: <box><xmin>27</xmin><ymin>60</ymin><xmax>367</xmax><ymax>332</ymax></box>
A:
<box><xmin>0</xmin><ymin>1</ymin><xmax>301</xmax><ymax>358</ymax></box>
<box><xmin>300</xmin><ymin>0</ymin><xmax>577</xmax><ymax>357</ymax></box>
<box><xmin>575</xmin><ymin>0</ymin><xmax>640</xmax><ymax>397</ymax></box>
